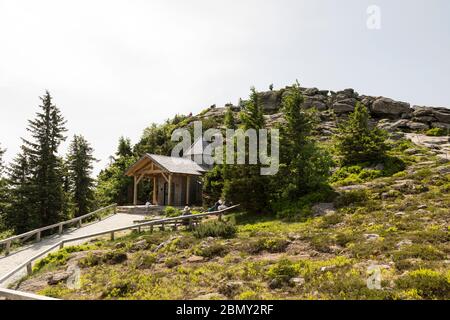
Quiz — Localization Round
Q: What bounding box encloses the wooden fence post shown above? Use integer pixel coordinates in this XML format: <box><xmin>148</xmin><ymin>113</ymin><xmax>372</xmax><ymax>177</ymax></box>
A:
<box><xmin>110</xmin><ymin>232</ymin><xmax>115</xmax><ymax>241</ymax></box>
<box><xmin>58</xmin><ymin>224</ymin><xmax>63</xmax><ymax>235</ymax></box>
<box><xmin>5</xmin><ymin>240</ymin><xmax>11</xmax><ymax>256</ymax></box>
<box><xmin>26</xmin><ymin>263</ymin><xmax>32</xmax><ymax>275</ymax></box>
<box><xmin>36</xmin><ymin>231</ymin><xmax>41</xmax><ymax>242</ymax></box>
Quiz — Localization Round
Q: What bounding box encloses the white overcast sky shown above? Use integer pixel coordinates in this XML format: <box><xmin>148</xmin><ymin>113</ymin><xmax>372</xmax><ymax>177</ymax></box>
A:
<box><xmin>1</xmin><ymin>0</ymin><xmax>449</xmax><ymax>175</ymax></box>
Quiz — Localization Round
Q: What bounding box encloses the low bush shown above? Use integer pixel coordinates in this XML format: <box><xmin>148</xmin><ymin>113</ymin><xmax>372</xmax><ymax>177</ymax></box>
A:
<box><xmin>164</xmin><ymin>206</ymin><xmax>182</xmax><ymax>217</ymax></box>
<box><xmin>246</xmin><ymin>237</ymin><xmax>290</xmax><ymax>254</ymax></box>
<box><xmin>33</xmin><ymin>245</ymin><xmax>92</xmax><ymax>272</ymax></box>
<box><xmin>79</xmin><ymin>250</ymin><xmax>127</xmax><ymax>267</ymax></box>
<box><xmin>392</xmin><ymin>244</ymin><xmax>445</xmax><ymax>261</ymax></box>
<box><xmin>192</xmin><ymin>220</ymin><xmax>237</xmax><ymax>239</ymax></box>
<box><xmin>334</xmin><ymin>189</ymin><xmax>369</xmax><ymax>208</ymax></box>
<box><xmin>426</xmin><ymin>128</ymin><xmax>448</xmax><ymax>137</ymax></box>
<box><xmin>266</xmin><ymin>259</ymin><xmax>298</xmax><ymax>283</ymax></box>
<box><xmin>194</xmin><ymin>242</ymin><xmax>228</xmax><ymax>258</ymax></box>
<box><xmin>395</xmin><ymin>269</ymin><xmax>450</xmax><ymax>299</ymax></box>
<box><xmin>134</xmin><ymin>253</ymin><xmax>157</xmax><ymax>269</ymax></box>
<box><xmin>164</xmin><ymin>257</ymin><xmax>181</xmax><ymax>268</ymax></box>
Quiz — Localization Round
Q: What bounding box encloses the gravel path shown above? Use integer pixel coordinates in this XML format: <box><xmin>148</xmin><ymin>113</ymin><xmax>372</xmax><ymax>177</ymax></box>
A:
<box><xmin>0</xmin><ymin>213</ymin><xmax>145</xmax><ymax>288</ymax></box>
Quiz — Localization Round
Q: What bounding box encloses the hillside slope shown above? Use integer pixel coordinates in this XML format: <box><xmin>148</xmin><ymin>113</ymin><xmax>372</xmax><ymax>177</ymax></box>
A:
<box><xmin>14</xmin><ymin>136</ymin><xmax>450</xmax><ymax>300</ymax></box>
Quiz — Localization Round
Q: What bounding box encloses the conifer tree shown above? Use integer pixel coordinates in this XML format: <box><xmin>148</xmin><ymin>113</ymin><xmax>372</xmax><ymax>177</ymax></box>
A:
<box><xmin>67</xmin><ymin>135</ymin><xmax>97</xmax><ymax>216</ymax></box>
<box><xmin>334</xmin><ymin>102</ymin><xmax>389</xmax><ymax>165</ymax></box>
<box><xmin>0</xmin><ymin>144</ymin><xmax>8</xmax><ymax>231</ymax></box>
<box><xmin>95</xmin><ymin>137</ymin><xmax>135</xmax><ymax>206</ymax></box>
<box><xmin>277</xmin><ymin>82</ymin><xmax>332</xmax><ymax>200</ymax></box>
<box><xmin>222</xmin><ymin>88</ymin><xmax>269</xmax><ymax>213</ymax></box>
<box><xmin>6</xmin><ymin>147</ymin><xmax>38</xmax><ymax>232</ymax></box>
<box><xmin>21</xmin><ymin>91</ymin><xmax>68</xmax><ymax>227</ymax></box>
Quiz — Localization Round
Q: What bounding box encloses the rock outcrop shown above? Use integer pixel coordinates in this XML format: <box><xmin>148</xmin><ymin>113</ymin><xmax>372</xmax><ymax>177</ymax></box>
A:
<box><xmin>227</xmin><ymin>85</ymin><xmax>450</xmax><ymax>132</ymax></box>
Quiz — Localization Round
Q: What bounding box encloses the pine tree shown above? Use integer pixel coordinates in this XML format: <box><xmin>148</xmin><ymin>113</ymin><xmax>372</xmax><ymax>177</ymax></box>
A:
<box><xmin>21</xmin><ymin>91</ymin><xmax>68</xmax><ymax>227</ymax></box>
<box><xmin>95</xmin><ymin>137</ymin><xmax>135</xmax><ymax>206</ymax></box>
<box><xmin>203</xmin><ymin>107</ymin><xmax>236</xmax><ymax>205</ymax></box>
<box><xmin>0</xmin><ymin>144</ymin><xmax>8</xmax><ymax>231</ymax></box>
<box><xmin>6</xmin><ymin>147</ymin><xmax>38</xmax><ymax>233</ymax></box>
<box><xmin>334</xmin><ymin>102</ymin><xmax>389</xmax><ymax>165</ymax></box>
<box><xmin>277</xmin><ymin>82</ymin><xmax>332</xmax><ymax>200</ymax></box>
<box><xmin>116</xmin><ymin>136</ymin><xmax>133</xmax><ymax>158</ymax></box>
<box><xmin>67</xmin><ymin>135</ymin><xmax>97</xmax><ymax>217</ymax></box>
<box><xmin>222</xmin><ymin>88</ymin><xmax>270</xmax><ymax>213</ymax></box>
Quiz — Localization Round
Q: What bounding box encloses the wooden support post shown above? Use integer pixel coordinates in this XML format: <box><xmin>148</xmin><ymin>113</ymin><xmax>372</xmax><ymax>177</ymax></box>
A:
<box><xmin>110</xmin><ymin>232</ymin><xmax>115</xmax><ymax>241</ymax></box>
<box><xmin>153</xmin><ymin>176</ymin><xmax>157</xmax><ymax>205</ymax></box>
<box><xmin>168</xmin><ymin>174</ymin><xmax>173</xmax><ymax>206</ymax></box>
<box><xmin>161</xmin><ymin>222</ymin><xmax>165</xmax><ymax>231</ymax></box>
<box><xmin>138</xmin><ymin>226</ymin><xmax>141</xmax><ymax>233</ymax></box>
<box><xmin>218</xmin><ymin>213</ymin><xmax>222</xmax><ymax>221</ymax></box>
<box><xmin>78</xmin><ymin>220</ymin><xmax>82</xmax><ymax>228</ymax></box>
<box><xmin>150</xmin><ymin>225</ymin><xmax>154</xmax><ymax>233</ymax></box>
<box><xmin>36</xmin><ymin>231</ymin><xmax>41</xmax><ymax>242</ymax></box>
<box><xmin>133</xmin><ymin>175</ymin><xmax>138</xmax><ymax>206</ymax></box>
<box><xmin>186</xmin><ymin>175</ymin><xmax>190</xmax><ymax>205</ymax></box>
<box><xmin>5</xmin><ymin>240</ymin><xmax>11</xmax><ymax>256</ymax></box>
<box><xmin>26</xmin><ymin>263</ymin><xmax>32</xmax><ymax>275</ymax></box>
<box><xmin>58</xmin><ymin>224</ymin><xmax>63</xmax><ymax>235</ymax></box>
<box><xmin>59</xmin><ymin>242</ymin><xmax>64</xmax><ymax>249</ymax></box>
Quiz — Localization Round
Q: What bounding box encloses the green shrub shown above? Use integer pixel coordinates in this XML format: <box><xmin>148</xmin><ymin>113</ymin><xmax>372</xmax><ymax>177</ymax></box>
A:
<box><xmin>426</xmin><ymin>128</ymin><xmax>447</xmax><ymax>137</ymax></box>
<box><xmin>334</xmin><ymin>103</ymin><xmax>390</xmax><ymax>165</ymax></box>
<box><xmin>164</xmin><ymin>257</ymin><xmax>181</xmax><ymax>268</ymax></box>
<box><xmin>395</xmin><ymin>269</ymin><xmax>450</xmax><ymax>299</ymax></box>
<box><xmin>195</xmin><ymin>242</ymin><xmax>228</xmax><ymax>258</ymax></box>
<box><xmin>102</xmin><ymin>279</ymin><xmax>136</xmax><ymax>298</ymax></box>
<box><xmin>193</xmin><ymin>220</ymin><xmax>237</xmax><ymax>239</ymax></box>
<box><xmin>164</xmin><ymin>206</ymin><xmax>181</xmax><ymax>217</ymax></box>
<box><xmin>33</xmin><ymin>245</ymin><xmax>92</xmax><ymax>272</ymax></box>
<box><xmin>334</xmin><ymin>189</ymin><xmax>368</xmax><ymax>208</ymax></box>
<box><xmin>392</xmin><ymin>244</ymin><xmax>445</xmax><ymax>261</ymax></box>
<box><xmin>134</xmin><ymin>253</ymin><xmax>157</xmax><ymax>269</ymax></box>
<box><xmin>381</xmin><ymin>156</ymin><xmax>406</xmax><ymax>176</ymax></box>
<box><xmin>274</xmin><ymin>187</ymin><xmax>337</xmax><ymax>221</ymax></box>
<box><xmin>79</xmin><ymin>250</ymin><xmax>127</xmax><ymax>267</ymax></box>
<box><xmin>246</xmin><ymin>237</ymin><xmax>290</xmax><ymax>254</ymax></box>
<box><xmin>266</xmin><ymin>259</ymin><xmax>298</xmax><ymax>282</ymax></box>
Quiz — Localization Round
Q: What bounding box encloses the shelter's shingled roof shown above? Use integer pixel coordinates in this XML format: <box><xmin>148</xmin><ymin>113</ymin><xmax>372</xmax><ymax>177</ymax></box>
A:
<box><xmin>149</xmin><ymin>154</ymin><xmax>206</xmax><ymax>175</ymax></box>
<box><xmin>125</xmin><ymin>153</ymin><xmax>206</xmax><ymax>176</ymax></box>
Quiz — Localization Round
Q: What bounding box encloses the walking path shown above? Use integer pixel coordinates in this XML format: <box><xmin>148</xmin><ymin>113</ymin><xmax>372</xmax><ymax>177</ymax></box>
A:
<box><xmin>0</xmin><ymin>213</ymin><xmax>144</xmax><ymax>288</ymax></box>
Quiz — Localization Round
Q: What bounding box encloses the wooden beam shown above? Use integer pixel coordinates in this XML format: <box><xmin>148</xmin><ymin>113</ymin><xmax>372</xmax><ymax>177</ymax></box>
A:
<box><xmin>160</xmin><ymin>171</ymin><xmax>169</xmax><ymax>183</ymax></box>
<box><xmin>133</xmin><ymin>175</ymin><xmax>138</xmax><ymax>205</ymax></box>
<box><xmin>168</xmin><ymin>174</ymin><xmax>173</xmax><ymax>206</ymax></box>
<box><xmin>153</xmin><ymin>176</ymin><xmax>157</xmax><ymax>205</ymax></box>
<box><xmin>186</xmin><ymin>175</ymin><xmax>190</xmax><ymax>205</ymax></box>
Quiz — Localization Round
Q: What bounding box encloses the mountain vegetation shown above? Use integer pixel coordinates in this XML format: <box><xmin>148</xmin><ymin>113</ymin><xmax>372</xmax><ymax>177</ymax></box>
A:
<box><xmin>1</xmin><ymin>83</ymin><xmax>449</xmax><ymax>300</ymax></box>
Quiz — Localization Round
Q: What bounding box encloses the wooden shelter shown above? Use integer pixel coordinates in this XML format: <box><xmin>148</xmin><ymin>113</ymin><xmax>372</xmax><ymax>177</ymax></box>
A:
<box><xmin>125</xmin><ymin>153</ymin><xmax>207</xmax><ymax>206</ymax></box>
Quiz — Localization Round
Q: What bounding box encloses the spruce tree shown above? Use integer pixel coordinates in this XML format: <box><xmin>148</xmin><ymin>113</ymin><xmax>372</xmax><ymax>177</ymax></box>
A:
<box><xmin>6</xmin><ymin>147</ymin><xmax>38</xmax><ymax>233</ymax></box>
<box><xmin>95</xmin><ymin>137</ymin><xmax>135</xmax><ymax>206</ymax></box>
<box><xmin>67</xmin><ymin>135</ymin><xmax>97</xmax><ymax>217</ymax></box>
<box><xmin>277</xmin><ymin>82</ymin><xmax>332</xmax><ymax>200</ymax></box>
<box><xmin>0</xmin><ymin>144</ymin><xmax>8</xmax><ymax>231</ymax></box>
<box><xmin>334</xmin><ymin>102</ymin><xmax>389</xmax><ymax>165</ymax></box>
<box><xmin>222</xmin><ymin>88</ymin><xmax>269</xmax><ymax>213</ymax></box>
<box><xmin>22</xmin><ymin>91</ymin><xmax>67</xmax><ymax>227</ymax></box>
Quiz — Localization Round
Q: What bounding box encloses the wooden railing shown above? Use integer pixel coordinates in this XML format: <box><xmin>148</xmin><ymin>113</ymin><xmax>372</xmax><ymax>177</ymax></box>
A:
<box><xmin>0</xmin><ymin>287</ymin><xmax>59</xmax><ymax>300</ymax></box>
<box><xmin>0</xmin><ymin>204</ymin><xmax>117</xmax><ymax>256</ymax></box>
<box><xmin>0</xmin><ymin>204</ymin><xmax>239</xmax><ymax>287</ymax></box>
